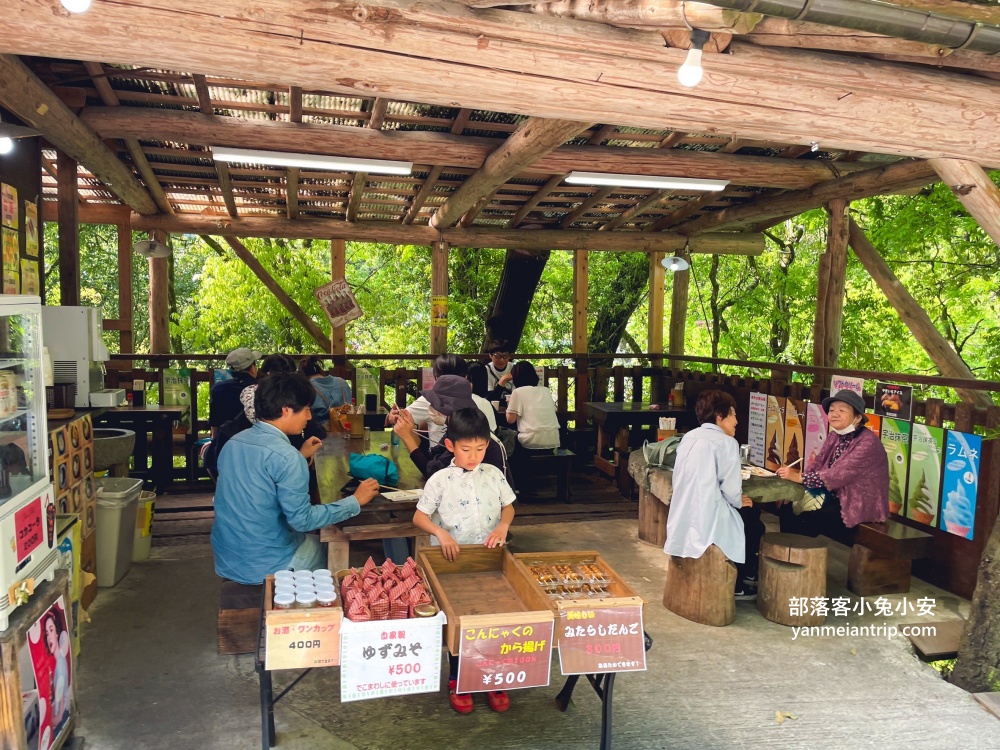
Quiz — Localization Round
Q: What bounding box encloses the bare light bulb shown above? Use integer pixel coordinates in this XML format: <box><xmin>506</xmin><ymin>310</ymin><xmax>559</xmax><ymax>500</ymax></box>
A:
<box><xmin>60</xmin><ymin>0</ymin><xmax>92</xmax><ymax>12</ymax></box>
<box><xmin>677</xmin><ymin>48</ymin><xmax>704</xmax><ymax>88</ymax></box>
<box><xmin>0</xmin><ymin>138</ymin><xmax>13</xmax><ymax>156</ymax></box>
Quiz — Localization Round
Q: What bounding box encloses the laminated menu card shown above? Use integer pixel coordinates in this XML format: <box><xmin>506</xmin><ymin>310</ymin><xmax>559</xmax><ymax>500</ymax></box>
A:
<box><xmin>803</xmin><ymin>403</ymin><xmax>828</xmax><ymax>472</ymax></box>
<box><xmin>906</xmin><ymin>424</ymin><xmax>944</xmax><ymax>527</ymax></box>
<box><xmin>783</xmin><ymin>399</ymin><xmax>806</xmax><ymax>469</ymax></box>
<box><xmin>880</xmin><ymin>418</ymin><xmax>911</xmax><ymax>515</ymax></box>
<box><xmin>764</xmin><ymin>395</ymin><xmax>785</xmax><ymax>472</ymax></box>
<box><xmin>940</xmin><ymin>431</ymin><xmax>981</xmax><ymax>540</ymax></box>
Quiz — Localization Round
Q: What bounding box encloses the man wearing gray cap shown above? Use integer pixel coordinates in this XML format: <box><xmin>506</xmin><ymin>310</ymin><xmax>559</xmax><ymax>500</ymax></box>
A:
<box><xmin>209</xmin><ymin>347</ymin><xmax>262</xmax><ymax>437</ymax></box>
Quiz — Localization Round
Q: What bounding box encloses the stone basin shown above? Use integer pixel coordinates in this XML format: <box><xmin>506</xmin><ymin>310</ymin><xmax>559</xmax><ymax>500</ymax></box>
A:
<box><xmin>92</xmin><ymin>428</ymin><xmax>136</xmax><ymax>471</ymax></box>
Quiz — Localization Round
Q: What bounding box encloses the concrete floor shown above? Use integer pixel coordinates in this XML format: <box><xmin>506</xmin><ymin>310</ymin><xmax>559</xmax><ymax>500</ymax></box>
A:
<box><xmin>76</xmin><ymin>521</ymin><xmax>998</xmax><ymax>750</ymax></box>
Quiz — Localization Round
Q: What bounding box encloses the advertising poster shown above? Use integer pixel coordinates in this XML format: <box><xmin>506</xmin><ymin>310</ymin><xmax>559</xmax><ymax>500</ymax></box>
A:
<box><xmin>1</xmin><ymin>183</ymin><xmax>17</xmax><ymax>228</ymax></box>
<box><xmin>163</xmin><ymin>368</ymin><xmax>191</xmax><ymax>433</ymax></box>
<box><xmin>803</xmin><ymin>403</ymin><xmax>829</xmax><ymax>472</ymax></box>
<box><xmin>864</xmin><ymin>412</ymin><xmax>882</xmax><ymax>437</ymax></box>
<box><xmin>764</xmin><ymin>395</ymin><xmax>785</xmax><ymax>472</ymax></box>
<box><xmin>874</xmin><ymin>382</ymin><xmax>913</xmax><ymax>422</ymax></box>
<box><xmin>431</xmin><ymin>295</ymin><xmax>448</xmax><ymax>328</ymax></box>
<box><xmin>25</xmin><ymin>201</ymin><xmax>38</xmax><ymax>256</ymax></box>
<box><xmin>830</xmin><ymin>375</ymin><xmax>864</xmax><ymax>398</ymax></box>
<box><xmin>783</xmin><ymin>399</ymin><xmax>806</xmax><ymax>469</ymax></box>
<box><xmin>880</xmin><ymin>418</ymin><xmax>911</xmax><ymax>515</ymax></box>
<box><xmin>747</xmin><ymin>392</ymin><xmax>768</xmax><ymax>467</ymax></box>
<box><xmin>356</xmin><ymin>366</ymin><xmax>380</xmax><ymax>410</ymax></box>
<box><xmin>940</xmin><ymin>431</ymin><xmax>981</xmax><ymax>540</ymax></box>
<box><xmin>314</xmin><ymin>278</ymin><xmax>363</xmax><ymax>328</ymax></box>
<box><xmin>3</xmin><ymin>226</ymin><xmax>18</xmax><ymax>272</ymax></box>
<box><xmin>21</xmin><ymin>259</ymin><xmax>39</xmax><ymax>295</ymax></box>
<box><xmin>906</xmin><ymin>424</ymin><xmax>944</xmax><ymax>527</ymax></box>
<box><xmin>20</xmin><ymin>596</ymin><xmax>73</xmax><ymax>750</ymax></box>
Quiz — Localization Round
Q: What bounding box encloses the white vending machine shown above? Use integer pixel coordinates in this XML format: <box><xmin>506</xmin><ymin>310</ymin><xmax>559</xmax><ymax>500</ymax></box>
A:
<box><xmin>0</xmin><ymin>296</ymin><xmax>57</xmax><ymax>630</ymax></box>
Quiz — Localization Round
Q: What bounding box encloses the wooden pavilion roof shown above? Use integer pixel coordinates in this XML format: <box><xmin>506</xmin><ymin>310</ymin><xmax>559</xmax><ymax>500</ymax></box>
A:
<box><xmin>3</xmin><ymin>0</ymin><xmax>1000</xmax><ymax>251</ymax></box>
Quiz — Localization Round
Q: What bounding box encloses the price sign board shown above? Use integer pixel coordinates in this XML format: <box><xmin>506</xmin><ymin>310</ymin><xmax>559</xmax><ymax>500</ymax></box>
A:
<box><xmin>265</xmin><ymin>609</ymin><xmax>342</xmax><ymax>671</ymax></box>
<box><xmin>457</xmin><ymin>612</ymin><xmax>555</xmax><ymax>694</ymax></box>
<box><xmin>15</xmin><ymin>496</ymin><xmax>44</xmax><ymax>563</ymax></box>
<box><xmin>557</xmin><ymin>603</ymin><xmax>647</xmax><ymax>675</ymax></box>
<box><xmin>339</xmin><ymin>612</ymin><xmax>444</xmax><ymax>702</ymax></box>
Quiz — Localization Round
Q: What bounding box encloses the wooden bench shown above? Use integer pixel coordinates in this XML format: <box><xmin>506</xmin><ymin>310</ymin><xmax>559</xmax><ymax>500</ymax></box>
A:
<box><xmin>523</xmin><ymin>448</ymin><xmax>575</xmax><ymax>502</ymax></box>
<box><xmin>848</xmin><ymin>520</ymin><xmax>933</xmax><ymax>596</ymax></box>
<box><xmin>218</xmin><ymin>580</ymin><xmax>263</xmax><ymax>655</ymax></box>
<box><xmin>321</xmin><ymin>522</ymin><xmax>431</xmax><ymax>572</ymax></box>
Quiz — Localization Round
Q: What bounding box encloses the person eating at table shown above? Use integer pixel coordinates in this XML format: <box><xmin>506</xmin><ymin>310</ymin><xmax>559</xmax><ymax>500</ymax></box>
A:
<box><xmin>386</xmin><ymin>353</ymin><xmax>467</xmax><ymax>449</ymax></box>
<box><xmin>484</xmin><ymin>338</ymin><xmax>515</xmax><ymax>400</ymax></box>
<box><xmin>775</xmin><ymin>389</ymin><xmax>889</xmax><ymax>540</ymax></box>
<box><xmin>664</xmin><ymin>390</ymin><xmax>762</xmax><ymax>600</ymax></box>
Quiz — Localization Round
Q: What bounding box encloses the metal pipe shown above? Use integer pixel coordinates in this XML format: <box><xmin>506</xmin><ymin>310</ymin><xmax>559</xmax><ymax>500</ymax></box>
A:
<box><xmin>697</xmin><ymin>0</ymin><xmax>1000</xmax><ymax>54</ymax></box>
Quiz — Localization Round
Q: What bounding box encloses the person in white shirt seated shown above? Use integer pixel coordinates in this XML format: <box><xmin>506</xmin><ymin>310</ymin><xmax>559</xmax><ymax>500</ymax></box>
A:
<box><xmin>505</xmin><ymin>361</ymin><xmax>561</xmax><ymax>487</ymax></box>
<box><xmin>664</xmin><ymin>389</ymin><xmax>763</xmax><ymax>600</ymax></box>
<box><xmin>485</xmin><ymin>339</ymin><xmax>515</xmax><ymax>401</ymax></box>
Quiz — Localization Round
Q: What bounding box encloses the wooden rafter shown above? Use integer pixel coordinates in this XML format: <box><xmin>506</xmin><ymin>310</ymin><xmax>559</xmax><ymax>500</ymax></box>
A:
<box><xmin>509</xmin><ymin>174</ymin><xmax>566</xmax><ymax>228</ymax></box>
<box><xmin>286</xmin><ymin>168</ymin><xmax>300</xmax><ymax>220</ymax></box>
<box><xmin>215</xmin><ymin>163</ymin><xmax>239</xmax><ymax>218</ymax></box>
<box><xmin>561</xmin><ymin>187</ymin><xmax>614</xmax><ymax>229</ymax></box>
<box><xmin>191</xmin><ymin>76</ymin><xmax>237</xmax><ymax>217</ymax></box>
<box><xmin>930</xmin><ymin>158</ymin><xmax>1000</xmax><ymax>247</ymax></box>
<box><xmin>403</xmin><ymin>166</ymin><xmax>443</xmax><ymax>225</ymax></box>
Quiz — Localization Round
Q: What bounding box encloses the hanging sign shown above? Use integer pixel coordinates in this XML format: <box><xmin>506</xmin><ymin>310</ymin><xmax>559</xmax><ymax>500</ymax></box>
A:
<box><xmin>906</xmin><ymin>424</ymin><xmax>944</xmax><ymax>527</ymax></box>
<box><xmin>456</xmin><ymin>612</ymin><xmax>554</xmax><ymax>694</ymax></box>
<box><xmin>874</xmin><ymin>382</ymin><xmax>913</xmax><ymax>422</ymax></box>
<box><xmin>747</xmin><ymin>393</ymin><xmax>767</xmax><ymax>467</ymax></box>
<box><xmin>431</xmin><ymin>295</ymin><xmax>448</xmax><ymax>327</ymax></box>
<box><xmin>314</xmin><ymin>278</ymin><xmax>363</xmax><ymax>328</ymax></box>
<box><xmin>940</xmin><ymin>431</ymin><xmax>981</xmax><ymax>540</ymax></box>
<box><xmin>557</xmin><ymin>603</ymin><xmax>647</xmax><ymax>675</ymax></box>
<box><xmin>830</xmin><ymin>375</ymin><xmax>864</xmax><ymax>398</ymax></box>
<box><xmin>880</xmin><ymin>418</ymin><xmax>911</xmax><ymax>516</ymax></box>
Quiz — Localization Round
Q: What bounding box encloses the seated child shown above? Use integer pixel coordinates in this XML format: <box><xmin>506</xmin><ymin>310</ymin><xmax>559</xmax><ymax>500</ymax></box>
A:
<box><xmin>413</xmin><ymin>407</ymin><xmax>516</xmax><ymax>715</ymax></box>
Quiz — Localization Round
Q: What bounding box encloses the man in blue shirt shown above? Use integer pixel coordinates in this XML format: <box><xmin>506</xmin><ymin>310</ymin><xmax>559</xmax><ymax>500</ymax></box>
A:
<box><xmin>211</xmin><ymin>372</ymin><xmax>379</xmax><ymax>584</ymax></box>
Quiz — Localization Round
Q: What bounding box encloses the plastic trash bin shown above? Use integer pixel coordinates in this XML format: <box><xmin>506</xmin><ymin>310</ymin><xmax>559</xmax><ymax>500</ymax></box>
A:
<box><xmin>133</xmin><ymin>490</ymin><xmax>157</xmax><ymax>562</ymax></box>
<box><xmin>95</xmin><ymin>477</ymin><xmax>143</xmax><ymax>587</ymax></box>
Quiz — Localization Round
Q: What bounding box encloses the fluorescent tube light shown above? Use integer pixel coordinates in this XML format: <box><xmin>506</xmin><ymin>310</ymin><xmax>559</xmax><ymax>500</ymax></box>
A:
<box><xmin>565</xmin><ymin>172</ymin><xmax>729</xmax><ymax>191</ymax></box>
<box><xmin>211</xmin><ymin>146</ymin><xmax>412</xmax><ymax>176</ymax></box>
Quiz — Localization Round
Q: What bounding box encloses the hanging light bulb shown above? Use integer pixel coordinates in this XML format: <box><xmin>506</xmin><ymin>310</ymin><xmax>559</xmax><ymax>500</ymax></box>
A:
<box><xmin>661</xmin><ymin>255</ymin><xmax>690</xmax><ymax>272</ymax></box>
<box><xmin>60</xmin><ymin>0</ymin><xmax>92</xmax><ymax>13</ymax></box>
<box><xmin>677</xmin><ymin>29</ymin><xmax>711</xmax><ymax>88</ymax></box>
<box><xmin>0</xmin><ymin>138</ymin><xmax>12</xmax><ymax>156</ymax></box>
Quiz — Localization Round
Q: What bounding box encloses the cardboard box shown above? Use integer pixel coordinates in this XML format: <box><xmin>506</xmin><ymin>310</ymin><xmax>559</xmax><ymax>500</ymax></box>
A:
<box><xmin>53</xmin><ymin>454</ymin><xmax>71</xmax><ymax>494</ymax></box>
<box><xmin>69</xmin><ymin>482</ymin><xmax>83</xmax><ymax>515</ymax></box>
<box><xmin>80</xmin><ymin>414</ymin><xmax>93</xmax><ymax>445</ymax></box>
<box><xmin>55</xmin><ymin>488</ymin><xmax>72</xmax><ymax>515</ymax></box>
<box><xmin>67</xmin><ymin>420</ymin><xmax>83</xmax><ymax>455</ymax></box>
<box><xmin>69</xmin><ymin>452</ymin><xmax>83</xmax><ymax>484</ymax></box>
<box><xmin>49</xmin><ymin>425</ymin><xmax>70</xmax><ymax>462</ymax></box>
<box><xmin>81</xmin><ymin>444</ymin><xmax>94</xmax><ymax>476</ymax></box>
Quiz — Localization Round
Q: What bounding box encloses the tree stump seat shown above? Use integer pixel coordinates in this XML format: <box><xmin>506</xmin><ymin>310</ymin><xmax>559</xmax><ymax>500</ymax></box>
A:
<box><xmin>218</xmin><ymin>580</ymin><xmax>263</xmax><ymax>655</ymax></box>
<box><xmin>848</xmin><ymin>520</ymin><xmax>932</xmax><ymax>596</ymax></box>
<box><xmin>662</xmin><ymin>544</ymin><xmax>736</xmax><ymax>627</ymax></box>
<box><xmin>757</xmin><ymin>533</ymin><xmax>828</xmax><ymax>627</ymax></box>
<box><xmin>638</xmin><ymin>486</ymin><xmax>669</xmax><ymax>547</ymax></box>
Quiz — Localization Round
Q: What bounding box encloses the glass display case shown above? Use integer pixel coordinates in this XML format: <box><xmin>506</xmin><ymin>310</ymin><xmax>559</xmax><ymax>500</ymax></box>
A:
<box><xmin>0</xmin><ymin>296</ymin><xmax>56</xmax><ymax>631</ymax></box>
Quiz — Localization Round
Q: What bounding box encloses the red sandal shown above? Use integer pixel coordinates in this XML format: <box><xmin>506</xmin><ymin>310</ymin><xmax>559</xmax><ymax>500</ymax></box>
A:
<box><xmin>486</xmin><ymin>690</ymin><xmax>510</xmax><ymax>713</ymax></box>
<box><xmin>448</xmin><ymin>679</ymin><xmax>474</xmax><ymax>714</ymax></box>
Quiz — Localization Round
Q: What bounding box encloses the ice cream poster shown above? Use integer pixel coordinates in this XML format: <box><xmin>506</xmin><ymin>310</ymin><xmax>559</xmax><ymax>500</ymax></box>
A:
<box><xmin>906</xmin><ymin>424</ymin><xmax>944</xmax><ymax>527</ymax></box>
<box><xmin>25</xmin><ymin>201</ymin><xmax>39</xmax><ymax>257</ymax></box>
<box><xmin>747</xmin><ymin>392</ymin><xmax>768</xmax><ymax>467</ymax></box>
<box><xmin>19</xmin><ymin>596</ymin><xmax>73</xmax><ymax>750</ymax></box>
<box><xmin>764</xmin><ymin>395</ymin><xmax>785</xmax><ymax>472</ymax></box>
<box><xmin>783</xmin><ymin>399</ymin><xmax>806</xmax><ymax>469</ymax></box>
<box><xmin>874</xmin><ymin>382</ymin><xmax>913</xmax><ymax>422</ymax></box>
<box><xmin>880</xmin><ymin>418</ymin><xmax>911</xmax><ymax>515</ymax></box>
<box><xmin>803</xmin><ymin>403</ymin><xmax>829</xmax><ymax>471</ymax></box>
<box><xmin>940</xmin><ymin>430</ymin><xmax>981</xmax><ymax>540</ymax></box>
<box><xmin>865</xmin><ymin>412</ymin><xmax>882</xmax><ymax>437</ymax></box>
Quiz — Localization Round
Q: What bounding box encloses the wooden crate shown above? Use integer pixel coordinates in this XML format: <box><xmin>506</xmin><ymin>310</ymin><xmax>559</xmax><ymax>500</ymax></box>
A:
<box><xmin>418</xmin><ymin>546</ymin><xmax>547</xmax><ymax>655</ymax></box>
<box><xmin>0</xmin><ymin>570</ymin><xmax>76</xmax><ymax>750</ymax></box>
<box><xmin>262</xmin><ymin>576</ymin><xmax>342</xmax><ymax>671</ymax></box>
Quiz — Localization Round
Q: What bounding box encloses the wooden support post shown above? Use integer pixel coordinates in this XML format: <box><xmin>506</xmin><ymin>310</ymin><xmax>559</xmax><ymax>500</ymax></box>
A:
<box><xmin>330</xmin><ymin>239</ymin><xmax>347</xmax><ymax>363</ymax></box>
<box><xmin>572</xmin><ymin>249</ymin><xmax>589</xmax><ymax>424</ymax></box>
<box><xmin>222</xmin><ymin>237</ymin><xmax>332</xmax><ymax>352</ymax></box>
<box><xmin>814</xmin><ymin>199</ymin><xmax>849</xmax><ymax>368</ymax></box>
<box><xmin>847</xmin><ymin>218</ymin><xmax>997</xmax><ymax>410</ymax></box>
<box><xmin>812</xmin><ymin>251</ymin><xmax>830</xmax><ymax>367</ymax></box>
<box><xmin>148</xmin><ymin>230</ymin><xmax>170</xmax><ymax>355</ymax></box>
<box><xmin>57</xmin><ymin>150</ymin><xmax>80</xmax><ymax>306</ymax></box>
<box><xmin>930</xmin><ymin>158</ymin><xmax>1000</xmax><ymax>247</ymax></box>
<box><xmin>648</xmin><ymin>251</ymin><xmax>665</xmax><ymax>400</ymax></box>
<box><xmin>116</xmin><ymin>218</ymin><xmax>134</xmax><ymax>352</ymax></box>
<box><xmin>667</xmin><ymin>258</ymin><xmax>689</xmax><ymax>371</ymax></box>
<box><xmin>431</xmin><ymin>240</ymin><xmax>449</xmax><ymax>355</ymax></box>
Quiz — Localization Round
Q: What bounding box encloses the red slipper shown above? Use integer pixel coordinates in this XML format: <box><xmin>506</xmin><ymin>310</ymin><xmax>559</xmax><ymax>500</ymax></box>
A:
<box><xmin>448</xmin><ymin>679</ymin><xmax>474</xmax><ymax>714</ymax></box>
<box><xmin>486</xmin><ymin>690</ymin><xmax>510</xmax><ymax>713</ymax></box>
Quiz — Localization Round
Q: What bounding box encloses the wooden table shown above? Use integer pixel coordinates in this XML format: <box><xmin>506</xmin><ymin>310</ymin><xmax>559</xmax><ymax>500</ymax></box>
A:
<box><xmin>96</xmin><ymin>404</ymin><xmax>186</xmax><ymax>492</ymax></box>
<box><xmin>316</xmin><ymin>430</ymin><xmax>430</xmax><ymax>570</ymax></box>
<box><xmin>585</xmin><ymin>402</ymin><xmax>691</xmax><ymax>492</ymax></box>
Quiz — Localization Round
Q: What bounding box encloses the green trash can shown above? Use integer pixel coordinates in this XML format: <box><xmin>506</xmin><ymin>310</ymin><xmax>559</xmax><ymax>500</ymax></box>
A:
<box><xmin>133</xmin><ymin>490</ymin><xmax>157</xmax><ymax>562</ymax></box>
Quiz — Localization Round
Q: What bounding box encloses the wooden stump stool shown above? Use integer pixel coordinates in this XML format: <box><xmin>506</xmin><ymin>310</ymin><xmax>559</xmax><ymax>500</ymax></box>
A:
<box><xmin>662</xmin><ymin>544</ymin><xmax>736</xmax><ymax>627</ymax></box>
<box><xmin>757</xmin><ymin>533</ymin><xmax>827</xmax><ymax>627</ymax></box>
<box><xmin>638</xmin><ymin>487</ymin><xmax>669</xmax><ymax>547</ymax></box>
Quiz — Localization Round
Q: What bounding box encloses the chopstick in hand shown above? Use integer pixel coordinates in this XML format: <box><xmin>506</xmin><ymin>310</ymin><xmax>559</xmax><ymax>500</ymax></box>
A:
<box><xmin>784</xmin><ymin>457</ymin><xmax>803</xmax><ymax>469</ymax></box>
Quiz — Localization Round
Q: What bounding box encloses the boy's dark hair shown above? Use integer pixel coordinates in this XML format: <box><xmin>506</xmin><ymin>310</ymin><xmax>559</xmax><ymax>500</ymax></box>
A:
<box><xmin>467</xmin><ymin>364</ymin><xmax>489</xmax><ymax>398</ymax></box>
<box><xmin>255</xmin><ymin>372</ymin><xmax>316</xmax><ymax>421</ymax></box>
<box><xmin>432</xmin><ymin>353</ymin><xmax>468</xmax><ymax>379</ymax></box>
<box><xmin>447</xmin><ymin>407</ymin><xmax>491</xmax><ymax>443</ymax></box>
<box><xmin>694</xmin><ymin>389</ymin><xmax>737</xmax><ymax>426</ymax></box>
<box><xmin>510</xmin><ymin>360</ymin><xmax>539</xmax><ymax>388</ymax></box>
<box><xmin>486</xmin><ymin>339</ymin><xmax>512</xmax><ymax>355</ymax></box>
<box><xmin>298</xmin><ymin>355</ymin><xmax>326</xmax><ymax>377</ymax></box>
<box><xmin>259</xmin><ymin>354</ymin><xmax>297</xmax><ymax>378</ymax></box>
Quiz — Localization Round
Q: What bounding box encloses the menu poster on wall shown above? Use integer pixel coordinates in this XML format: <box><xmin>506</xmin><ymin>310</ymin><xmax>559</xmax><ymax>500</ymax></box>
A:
<box><xmin>874</xmin><ymin>382</ymin><xmax>913</xmax><ymax>422</ymax></box>
<box><xmin>940</xmin><ymin>430</ymin><xmax>981</xmax><ymax>540</ymax></box>
<box><xmin>906</xmin><ymin>424</ymin><xmax>944</xmax><ymax>527</ymax></box>
<box><xmin>747</xmin><ymin>393</ymin><xmax>768</xmax><ymax>467</ymax></box>
<box><xmin>803</xmin><ymin>403</ymin><xmax>829</xmax><ymax>471</ymax></box>
<box><xmin>24</xmin><ymin>200</ymin><xmax>38</xmax><ymax>257</ymax></box>
<box><xmin>880</xmin><ymin>418</ymin><xmax>911</xmax><ymax>515</ymax></box>
<box><xmin>313</xmin><ymin>278</ymin><xmax>363</xmax><ymax>328</ymax></box>
<box><xmin>1</xmin><ymin>184</ymin><xmax>17</xmax><ymax>229</ymax></box>
<box><xmin>830</xmin><ymin>375</ymin><xmax>864</xmax><ymax>398</ymax></box>
<box><xmin>20</xmin><ymin>259</ymin><xmax>39</xmax><ymax>296</ymax></box>
<box><xmin>764</xmin><ymin>395</ymin><xmax>786</xmax><ymax>472</ymax></box>
<box><xmin>783</xmin><ymin>399</ymin><xmax>806</xmax><ymax>470</ymax></box>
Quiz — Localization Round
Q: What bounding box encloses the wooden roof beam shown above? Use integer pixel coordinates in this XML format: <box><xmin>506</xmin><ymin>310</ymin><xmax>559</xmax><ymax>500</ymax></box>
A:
<box><xmin>430</xmin><ymin>117</ymin><xmax>593</xmax><ymax>229</ymax></box>
<box><xmin>561</xmin><ymin>187</ymin><xmax>614</xmax><ymax>229</ymax></box>
<box><xmin>402</xmin><ymin>166</ymin><xmax>443</xmax><ymax>224</ymax></box>
<box><xmin>286</xmin><ymin>168</ymin><xmax>300</xmax><ymax>220</ymax></box>
<box><xmin>931</xmin><ymin>158</ymin><xmax>1000</xmax><ymax>247</ymax></box>
<box><xmin>190</xmin><ymin>77</ymin><xmax>238</xmax><ymax>217</ymax></box>
<box><xmin>509</xmin><ymin>174</ymin><xmax>566</xmax><ymax>228</ymax></box>
<box><xmin>0</xmin><ymin>55</ymin><xmax>157</xmax><ymax>215</ymax></box>
<box><xmin>132</xmin><ymin>212</ymin><xmax>765</xmax><ymax>254</ymax></box>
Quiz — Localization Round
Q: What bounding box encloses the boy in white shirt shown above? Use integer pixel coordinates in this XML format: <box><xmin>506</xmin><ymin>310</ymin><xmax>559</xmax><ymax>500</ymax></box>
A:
<box><xmin>414</xmin><ymin>407</ymin><xmax>516</xmax><ymax>715</ymax></box>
